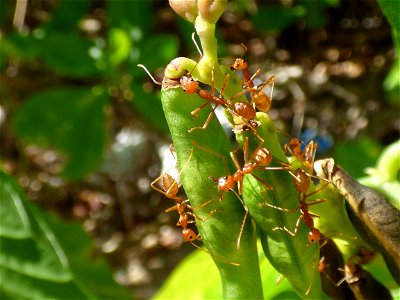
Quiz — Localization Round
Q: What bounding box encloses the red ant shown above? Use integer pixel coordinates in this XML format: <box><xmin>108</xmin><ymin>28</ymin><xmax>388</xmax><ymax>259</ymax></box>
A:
<box><xmin>212</xmin><ymin>133</ymin><xmax>290</xmax><ymax>196</ymax></box>
<box><xmin>151</xmin><ymin>149</ymin><xmax>201</xmax><ymax>240</ymax></box>
<box><xmin>138</xmin><ymin>62</ymin><xmax>258</xmax><ymax>133</ymax></box>
<box><xmin>229</xmin><ymin>43</ymin><xmax>258</xmax><ymax>89</ymax></box>
<box><xmin>229</xmin><ymin>43</ymin><xmax>276</xmax><ymax>112</ymax></box>
<box><xmin>151</xmin><ymin>148</ymin><xmax>239</xmax><ymax>265</ymax></box>
<box><xmin>284</xmin><ymin>138</ymin><xmax>318</xmax><ymax>173</ymax></box>
<box><xmin>182</xmin><ymin>68</ymin><xmax>260</xmax><ymax>133</ymax></box>
<box><xmin>193</xmin><ymin>132</ymin><xmax>288</xmax><ymax>249</ymax></box>
<box><xmin>261</xmin><ymin>167</ymin><xmax>329</xmax><ymax>295</ymax></box>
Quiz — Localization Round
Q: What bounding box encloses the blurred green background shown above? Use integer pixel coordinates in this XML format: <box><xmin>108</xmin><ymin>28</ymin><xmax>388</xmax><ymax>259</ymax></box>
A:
<box><xmin>1</xmin><ymin>0</ymin><xmax>398</xmax><ymax>299</ymax></box>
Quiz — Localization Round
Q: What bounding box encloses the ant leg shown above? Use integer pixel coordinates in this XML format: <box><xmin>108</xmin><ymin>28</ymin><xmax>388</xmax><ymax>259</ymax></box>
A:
<box><xmin>228</xmin><ymin>85</ymin><xmax>258</xmax><ymax>103</ymax></box>
<box><xmin>306</xmin><ymin>198</ymin><xmax>326</xmax><ymax>207</ymax></box>
<box><xmin>249</xmin><ymin>68</ymin><xmax>261</xmax><ymax>84</ymax></box>
<box><xmin>305</xmin><ymin>181</ymin><xmax>330</xmax><ymax>199</ymax></box>
<box><xmin>188</xmin><ymin>104</ymin><xmax>218</xmax><ymax>133</ymax></box>
<box><xmin>260</xmin><ymin>202</ymin><xmax>299</xmax><ymax>214</ymax></box>
<box><xmin>273</xmin><ymin>215</ymin><xmax>302</xmax><ymax>237</ymax></box>
<box><xmin>165</xmin><ymin>204</ymin><xmax>178</xmax><ymax>213</ymax></box>
<box><xmin>246</xmin><ymin>129</ymin><xmax>265</xmax><ymax>166</ymax></box>
<box><xmin>306</xmin><ymin>243</ymin><xmax>319</xmax><ymax>295</ymax></box>
<box><xmin>192</xmin><ymin>199</ymin><xmax>218</xmax><ymax>221</ymax></box>
<box><xmin>219</xmin><ymin>74</ymin><xmax>231</xmax><ymax>98</ymax></box>
<box><xmin>189</xmin><ymin>241</ymin><xmax>240</xmax><ymax>266</ymax></box>
<box><xmin>229</xmin><ymin>189</ymin><xmax>249</xmax><ymax>250</ymax></box>
<box><xmin>177</xmin><ymin>148</ymin><xmax>193</xmax><ymax>177</ymax></box>
<box><xmin>151</xmin><ymin>176</ymin><xmax>182</xmax><ymax>203</ymax></box>
<box><xmin>191</xmin><ymin>100</ymin><xmax>212</xmax><ymax>117</ymax></box>
<box><xmin>230</xmin><ymin>144</ymin><xmax>244</xmax><ymax>171</ymax></box>
<box><xmin>191</xmin><ymin>141</ymin><xmax>229</xmax><ymax>172</ymax></box>
<box><xmin>250</xmin><ymin>173</ymin><xmax>273</xmax><ymax>190</ymax></box>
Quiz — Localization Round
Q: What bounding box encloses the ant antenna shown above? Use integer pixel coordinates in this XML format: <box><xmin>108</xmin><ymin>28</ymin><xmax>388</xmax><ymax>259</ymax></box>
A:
<box><xmin>191</xmin><ymin>32</ymin><xmax>203</xmax><ymax>59</ymax></box>
<box><xmin>239</xmin><ymin>43</ymin><xmax>248</xmax><ymax>58</ymax></box>
<box><xmin>137</xmin><ymin>64</ymin><xmax>162</xmax><ymax>85</ymax></box>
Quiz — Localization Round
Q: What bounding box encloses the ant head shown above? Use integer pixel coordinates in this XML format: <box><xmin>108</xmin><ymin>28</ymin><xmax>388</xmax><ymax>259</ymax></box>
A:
<box><xmin>308</xmin><ymin>228</ymin><xmax>321</xmax><ymax>243</ymax></box>
<box><xmin>218</xmin><ymin>175</ymin><xmax>235</xmax><ymax>192</ymax></box>
<box><xmin>180</xmin><ymin>75</ymin><xmax>199</xmax><ymax>94</ymax></box>
<box><xmin>182</xmin><ymin>228</ymin><xmax>198</xmax><ymax>242</ymax></box>
<box><xmin>230</xmin><ymin>58</ymin><xmax>248</xmax><ymax>71</ymax></box>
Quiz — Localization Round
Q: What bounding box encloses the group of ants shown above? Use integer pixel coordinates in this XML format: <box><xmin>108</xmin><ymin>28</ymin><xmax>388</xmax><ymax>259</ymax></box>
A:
<box><xmin>139</xmin><ymin>39</ymin><xmax>378</xmax><ymax>296</ymax></box>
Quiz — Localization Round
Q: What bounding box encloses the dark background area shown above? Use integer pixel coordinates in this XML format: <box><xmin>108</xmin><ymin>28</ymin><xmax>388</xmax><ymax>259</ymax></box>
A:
<box><xmin>1</xmin><ymin>0</ymin><xmax>398</xmax><ymax>299</ymax></box>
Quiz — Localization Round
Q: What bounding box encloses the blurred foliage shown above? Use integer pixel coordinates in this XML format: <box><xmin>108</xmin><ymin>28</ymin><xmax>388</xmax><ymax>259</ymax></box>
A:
<box><xmin>1</xmin><ymin>2</ymin><xmax>178</xmax><ymax>182</ymax></box>
<box><xmin>0</xmin><ymin>170</ymin><xmax>131</xmax><ymax>299</ymax></box>
<box><xmin>253</xmin><ymin>0</ymin><xmax>339</xmax><ymax>31</ymax></box>
<box><xmin>0</xmin><ymin>0</ymin><xmax>398</xmax><ymax>299</ymax></box>
<box><xmin>334</xmin><ymin>136</ymin><xmax>383</xmax><ymax>178</ymax></box>
<box><xmin>12</xmin><ymin>87</ymin><xmax>108</xmax><ymax>180</ymax></box>
<box><xmin>379</xmin><ymin>0</ymin><xmax>400</xmax><ymax>106</ymax></box>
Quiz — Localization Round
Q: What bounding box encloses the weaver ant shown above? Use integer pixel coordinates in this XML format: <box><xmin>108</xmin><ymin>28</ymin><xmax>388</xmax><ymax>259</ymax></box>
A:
<box><xmin>213</xmin><ymin>133</ymin><xmax>290</xmax><ymax>196</ymax></box>
<box><xmin>151</xmin><ymin>147</ymin><xmax>238</xmax><ymax>265</ymax></box>
<box><xmin>284</xmin><ymin>138</ymin><xmax>318</xmax><ymax>173</ymax></box>
<box><xmin>138</xmin><ymin>61</ymin><xmax>258</xmax><ymax>134</ymax></box>
<box><xmin>229</xmin><ymin>43</ymin><xmax>259</xmax><ymax>89</ymax></box>
<box><xmin>151</xmin><ymin>148</ymin><xmax>201</xmax><ymax>238</ymax></box>
<box><xmin>261</xmin><ymin>167</ymin><xmax>329</xmax><ymax>295</ymax></box>
<box><xmin>229</xmin><ymin>43</ymin><xmax>276</xmax><ymax>112</ymax></box>
<box><xmin>194</xmin><ymin>131</ymin><xmax>288</xmax><ymax>249</ymax></box>
<box><xmin>191</xmin><ymin>140</ymin><xmax>254</xmax><ymax>250</ymax></box>
<box><xmin>182</xmin><ymin>67</ymin><xmax>261</xmax><ymax>133</ymax></box>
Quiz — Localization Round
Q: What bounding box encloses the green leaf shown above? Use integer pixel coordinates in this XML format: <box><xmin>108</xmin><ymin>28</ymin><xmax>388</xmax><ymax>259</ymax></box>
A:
<box><xmin>108</xmin><ymin>1</ymin><xmax>153</xmax><ymax>33</ymax></box>
<box><xmin>383</xmin><ymin>58</ymin><xmax>400</xmax><ymax>106</ymax></box>
<box><xmin>240</xmin><ymin>113</ymin><xmax>326</xmax><ymax>298</ymax></box>
<box><xmin>160</xmin><ymin>86</ymin><xmax>263</xmax><ymax>299</ymax></box>
<box><xmin>43</xmin><ymin>0</ymin><xmax>91</xmax><ymax>33</ymax></box>
<box><xmin>43</xmin><ymin>211</ymin><xmax>132</xmax><ymax>299</ymax></box>
<box><xmin>12</xmin><ymin>87</ymin><xmax>108</xmax><ymax>180</ymax></box>
<box><xmin>154</xmin><ymin>250</ymin><xmax>223</xmax><ymax>299</ymax></box>
<box><xmin>0</xmin><ymin>170</ymin><xmax>92</xmax><ymax>299</ymax></box>
<box><xmin>131</xmin><ymin>83</ymin><xmax>169</xmax><ymax>135</ymax></box>
<box><xmin>40</xmin><ymin>33</ymin><xmax>100</xmax><ymax>77</ymax></box>
<box><xmin>379</xmin><ymin>0</ymin><xmax>400</xmax><ymax>47</ymax></box>
<box><xmin>0</xmin><ymin>32</ymin><xmax>40</xmax><ymax>63</ymax></box>
<box><xmin>359</xmin><ymin>140</ymin><xmax>400</xmax><ymax>208</ymax></box>
<box><xmin>379</xmin><ymin>0</ymin><xmax>400</xmax><ymax>105</ymax></box>
<box><xmin>108</xmin><ymin>28</ymin><xmax>132</xmax><ymax>66</ymax></box>
<box><xmin>334</xmin><ymin>137</ymin><xmax>383</xmax><ymax>178</ymax></box>
<box><xmin>0</xmin><ymin>170</ymin><xmax>131</xmax><ymax>299</ymax></box>
<box><xmin>252</xmin><ymin>6</ymin><xmax>305</xmax><ymax>31</ymax></box>
<box><xmin>155</xmin><ymin>245</ymin><xmax>300</xmax><ymax>299</ymax></box>
<box><xmin>139</xmin><ymin>35</ymin><xmax>180</xmax><ymax>70</ymax></box>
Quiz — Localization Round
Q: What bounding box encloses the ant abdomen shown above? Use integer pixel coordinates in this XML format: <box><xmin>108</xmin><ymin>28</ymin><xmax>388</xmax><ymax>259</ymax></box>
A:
<box><xmin>233</xmin><ymin>102</ymin><xmax>256</xmax><ymax>120</ymax></box>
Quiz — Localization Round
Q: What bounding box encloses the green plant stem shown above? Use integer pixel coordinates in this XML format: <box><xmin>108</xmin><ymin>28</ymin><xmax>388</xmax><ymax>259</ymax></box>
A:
<box><xmin>160</xmin><ymin>87</ymin><xmax>263</xmax><ymax>299</ymax></box>
<box><xmin>238</xmin><ymin>113</ymin><xmax>328</xmax><ymax>298</ymax></box>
